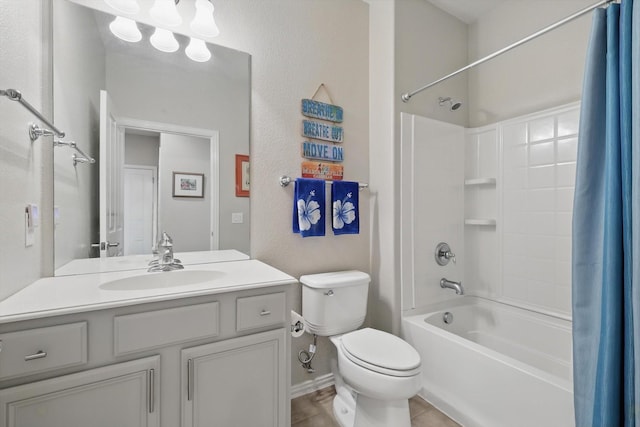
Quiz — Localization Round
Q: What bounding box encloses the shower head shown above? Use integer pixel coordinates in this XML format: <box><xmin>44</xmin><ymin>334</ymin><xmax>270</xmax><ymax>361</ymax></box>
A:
<box><xmin>438</xmin><ymin>97</ymin><xmax>463</xmax><ymax>111</ymax></box>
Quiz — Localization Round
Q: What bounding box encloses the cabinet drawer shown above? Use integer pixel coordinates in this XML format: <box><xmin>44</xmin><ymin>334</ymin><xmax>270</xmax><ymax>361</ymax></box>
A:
<box><xmin>236</xmin><ymin>293</ymin><xmax>286</xmax><ymax>332</ymax></box>
<box><xmin>114</xmin><ymin>302</ymin><xmax>219</xmax><ymax>355</ymax></box>
<box><xmin>0</xmin><ymin>322</ymin><xmax>87</xmax><ymax>380</ymax></box>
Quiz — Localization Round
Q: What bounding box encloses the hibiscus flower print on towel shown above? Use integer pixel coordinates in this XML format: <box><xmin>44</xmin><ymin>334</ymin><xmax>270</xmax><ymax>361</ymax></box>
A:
<box><xmin>333</xmin><ymin>192</ymin><xmax>356</xmax><ymax>229</ymax></box>
<box><xmin>297</xmin><ymin>190</ymin><xmax>322</xmax><ymax>231</ymax></box>
<box><xmin>331</xmin><ymin>180</ymin><xmax>359</xmax><ymax>235</ymax></box>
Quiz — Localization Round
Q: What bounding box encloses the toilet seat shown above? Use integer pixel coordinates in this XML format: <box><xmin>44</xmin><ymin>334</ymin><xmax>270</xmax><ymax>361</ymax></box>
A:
<box><xmin>340</xmin><ymin>328</ymin><xmax>421</xmax><ymax>377</ymax></box>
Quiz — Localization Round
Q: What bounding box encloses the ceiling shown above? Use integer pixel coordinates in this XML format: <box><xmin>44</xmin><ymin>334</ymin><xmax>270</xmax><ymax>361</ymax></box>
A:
<box><xmin>426</xmin><ymin>0</ymin><xmax>506</xmax><ymax>24</ymax></box>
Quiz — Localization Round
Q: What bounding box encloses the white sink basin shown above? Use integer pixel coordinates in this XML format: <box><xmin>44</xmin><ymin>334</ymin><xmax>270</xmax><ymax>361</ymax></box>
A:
<box><xmin>100</xmin><ymin>270</ymin><xmax>226</xmax><ymax>291</ymax></box>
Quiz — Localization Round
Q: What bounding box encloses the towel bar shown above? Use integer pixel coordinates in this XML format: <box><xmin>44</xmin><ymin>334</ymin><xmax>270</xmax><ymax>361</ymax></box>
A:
<box><xmin>1</xmin><ymin>88</ymin><xmax>65</xmax><ymax>138</ymax></box>
<box><xmin>279</xmin><ymin>175</ymin><xmax>368</xmax><ymax>190</ymax></box>
<box><xmin>55</xmin><ymin>139</ymin><xmax>95</xmax><ymax>166</ymax></box>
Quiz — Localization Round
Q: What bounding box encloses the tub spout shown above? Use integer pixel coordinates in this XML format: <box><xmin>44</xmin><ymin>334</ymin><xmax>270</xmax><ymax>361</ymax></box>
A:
<box><xmin>440</xmin><ymin>278</ymin><xmax>464</xmax><ymax>295</ymax></box>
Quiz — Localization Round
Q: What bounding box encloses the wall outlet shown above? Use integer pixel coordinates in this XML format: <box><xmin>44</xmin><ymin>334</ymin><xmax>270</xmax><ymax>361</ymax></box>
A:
<box><xmin>231</xmin><ymin>212</ymin><xmax>244</xmax><ymax>224</ymax></box>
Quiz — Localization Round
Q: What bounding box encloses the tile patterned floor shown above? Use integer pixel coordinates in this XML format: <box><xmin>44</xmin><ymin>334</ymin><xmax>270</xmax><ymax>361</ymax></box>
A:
<box><xmin>291</xmin><ymin>386</ymin><xmax>460</xmax><ymax>427</ymax></box>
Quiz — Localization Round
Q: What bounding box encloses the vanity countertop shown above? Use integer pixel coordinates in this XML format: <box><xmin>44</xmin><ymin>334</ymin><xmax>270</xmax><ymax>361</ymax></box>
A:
<box><xmin>0</xmin><ymin>259</ymin><xmax>296</xmax><ymax>324</ymax></box>
<box><xmin>54</xmin><ymin>249</ymin><xmax>250</xmax><ymax>276</ymax></box>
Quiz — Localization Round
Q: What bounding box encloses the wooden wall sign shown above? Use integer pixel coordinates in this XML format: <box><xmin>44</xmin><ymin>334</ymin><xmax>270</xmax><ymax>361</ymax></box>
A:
<box><xmin>301</xmin><ymin>99</ymin><xmax>343</xmax><ymax>123</ymax></box>
<box><xmin>301</xmin><ymin>141</ymin><xmax>344</xmax><ymax>162</ymax></box>
<box><xmin>301</xmin><ymin>161</ymin><xmax>344</xmax><ymax>181</ymax></box>
<box><xmin>302</xmin><ymin>120</ymin><xmax>344</xmax><ymax>143</ymax></box>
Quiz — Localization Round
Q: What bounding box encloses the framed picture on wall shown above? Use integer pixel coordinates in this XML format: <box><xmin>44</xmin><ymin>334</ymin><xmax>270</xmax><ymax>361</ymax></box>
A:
<box><xmin>235</xmin><ymin>154</ymin><xmax>250</xmax><ymax>197</ymax></box>
<box><xmin>173</xmin><ymin>172</ymin><xmax>205</xmax><ymax>198</ymax></box>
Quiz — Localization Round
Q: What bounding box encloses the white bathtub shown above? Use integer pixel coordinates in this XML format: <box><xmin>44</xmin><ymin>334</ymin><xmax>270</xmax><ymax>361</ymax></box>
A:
<box><xmin>401</xmin><ymin>297</ymin><xmax>574</xmax><ymax>427</ymax></box>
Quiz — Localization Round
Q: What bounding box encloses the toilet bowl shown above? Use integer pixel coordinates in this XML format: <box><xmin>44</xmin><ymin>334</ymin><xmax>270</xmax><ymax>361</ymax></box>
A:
<box><xmin>329</xmin><ymin>329</ymin><xmax>421</xmax><ymax>427</ymax></box>
<box><xmin>299</xmin><ymin>271</ymin><xmax>422</xmax><ymax>427</ymax></box>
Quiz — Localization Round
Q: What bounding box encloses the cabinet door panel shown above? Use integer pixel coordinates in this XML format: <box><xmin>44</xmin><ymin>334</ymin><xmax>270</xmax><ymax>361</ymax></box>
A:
<box><xmin>0</xmin><ymin>356</ymin><xmax>159</xmax><ymax>427</ymax></box>
<box><xmin>182</xmin><ymin>329</ymin><xmax>286</xmax><ymax>427</ymax></box>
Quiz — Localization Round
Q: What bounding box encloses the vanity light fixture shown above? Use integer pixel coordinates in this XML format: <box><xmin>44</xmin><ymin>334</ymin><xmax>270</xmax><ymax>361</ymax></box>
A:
<box><xmin>150</xmin><ymin>27</ymin><xmax>180</xmax><ymax>53</ymax></box>
<box><xmin>150</xmin><ymin>0</ymin><xmax>182</xmax><ymax>27</ymax></box>
<box><xmin>191</xmin><ymin>0</ymin><xmax>220</xmax><ymax>38</ymax></box>
<box><xmin>109</xmin><ymin>16</ymin><xmax>142</xmax><ymax>43</ymax></box>
<box><xmin>104</xmin><ymin>0</ymin><xmax>140</xmax><ymax>15</ymax></box>
<box><xmin>185</xmin><ymin>37</ymin><xmax>211</xmax><ymax>62</ymax></box>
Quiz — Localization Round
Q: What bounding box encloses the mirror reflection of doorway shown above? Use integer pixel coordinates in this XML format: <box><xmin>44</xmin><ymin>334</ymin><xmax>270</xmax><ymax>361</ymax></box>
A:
<box><xmin>114</xmin><ymin>124</ymin><xmax>218</xmax><ymax>256</ymax></box>
<box><xmin>123</xmin><ymin>166</ymin><xmax>157</xmax><ymax>256</ymax></box>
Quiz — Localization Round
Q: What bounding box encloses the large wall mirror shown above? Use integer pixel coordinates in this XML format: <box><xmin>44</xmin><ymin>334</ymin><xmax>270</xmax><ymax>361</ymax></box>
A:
<box><xmin>53</xmin><ymin>0</ymin><xmax>251</xmax><ymax>275</ymax></box>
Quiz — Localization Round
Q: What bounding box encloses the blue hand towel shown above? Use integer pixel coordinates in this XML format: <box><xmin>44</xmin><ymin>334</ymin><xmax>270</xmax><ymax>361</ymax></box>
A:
<box><xmin>332</xmin><ymin>181</ymin><xmax>359</xmax><ymax>235</ymax></box>
<box><xmin>293</xmin><ymin>178</ymin><xmax>326</xmax><ymax>237</ymax></box>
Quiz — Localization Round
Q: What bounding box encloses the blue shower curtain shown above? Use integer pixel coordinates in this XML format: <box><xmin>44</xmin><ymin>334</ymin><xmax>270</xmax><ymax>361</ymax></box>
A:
<box><xmin>573</xmin><ymin>1</ymin><xmax>639</xmax><ymax>426</ymax></box>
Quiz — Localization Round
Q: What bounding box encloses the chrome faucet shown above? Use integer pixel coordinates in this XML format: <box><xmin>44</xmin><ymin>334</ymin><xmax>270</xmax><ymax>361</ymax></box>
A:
<box><xmin>440</xmin><ymin>278</ymin><xmax>464</xmax><ymax>295</ymax></box>
<box><xmin>148</xmin><ymin>232</ymin><xmax>184</xmax><ymax>272</ymax></box>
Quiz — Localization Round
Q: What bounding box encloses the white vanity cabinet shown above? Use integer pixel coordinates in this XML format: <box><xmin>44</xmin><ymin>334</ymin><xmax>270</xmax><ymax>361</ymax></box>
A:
<box><xmin>0</xmin><ymin>283</ymin><xmax>292</xmax><ymax>427</ymax></box>
<box><xmin>182</xmin><ymin>328</ymin><xmax>287</xmax><ymax>427</ymax></box>
<box><xmin>0</xmin><ymin>356</ymin><xmax>159</xmax><ymax>427</ymax></box>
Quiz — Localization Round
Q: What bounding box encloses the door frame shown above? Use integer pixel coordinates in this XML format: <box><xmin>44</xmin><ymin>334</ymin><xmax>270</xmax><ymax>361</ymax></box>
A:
<box><xmin>118</xmin><ymin>118</ymin><xmax>220</xmax><ymax>251</ymax></box>
<box><xmin>123</xmin><ymin>165</ymin><xmax>158</xmax><ymax>255</ymax></box>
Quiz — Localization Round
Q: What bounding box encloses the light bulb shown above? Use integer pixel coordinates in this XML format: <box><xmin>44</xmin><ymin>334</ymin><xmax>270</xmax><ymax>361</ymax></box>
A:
<box><xmin>191</xmin><ymin>0</ymin><xmax>220</xmax><ymax>38</ymax></box>
<box><xmin>185</xmin><ymin>38</ymin><xmax>211</xmax><ymax>62</ymax></box>
<box><xmin>150</xmin><ymin>0</ymin><xmax>182</xmax><ymax>27</ymax></box>
<box><xmin>109</xmin><ymin>16</ymin><xmax>142</xmax><ymax>43</ymax></box>
<box><xmin>104</xmin><ymin>0</ymin><xmax>140</xmax><ymax>14</ymax></box>
<box><xmin>150</xmin><ymin>27</ymin><xmax>179</xmax><ymax>52</ymax></box>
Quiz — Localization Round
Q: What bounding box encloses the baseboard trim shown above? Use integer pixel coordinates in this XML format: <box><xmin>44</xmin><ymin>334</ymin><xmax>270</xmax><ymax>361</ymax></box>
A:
<box><xmin>291</xmin><ymin>373</ymin><xmax>335</xmax><ymax>399</ymax></box>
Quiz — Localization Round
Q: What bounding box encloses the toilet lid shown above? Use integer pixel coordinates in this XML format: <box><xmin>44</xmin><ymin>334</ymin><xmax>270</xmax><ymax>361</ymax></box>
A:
<box><xmin>340</xmin><ymin>328</ymin><xmax>421</xmax><ymax>377</ymax></box>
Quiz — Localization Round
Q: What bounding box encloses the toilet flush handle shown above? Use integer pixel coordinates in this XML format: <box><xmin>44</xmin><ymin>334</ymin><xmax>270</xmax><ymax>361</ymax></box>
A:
<box><xmin>324</xmin><ymin>290</ymin><xmax>334</xmax><ymax>296</ymax></box>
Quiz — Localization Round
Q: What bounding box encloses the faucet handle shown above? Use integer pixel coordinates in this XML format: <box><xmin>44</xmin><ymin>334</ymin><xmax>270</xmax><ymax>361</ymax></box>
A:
<box><xmin>445</xmin><ymin>251</ymin><xmax>456</xmax><ymax>264</ymax></box>
<box><xmin>158</xmin><ymin>231</ymin><xmax>173</xmax><ymax>247</ymax></box>
<box><xmin>435</xmin><ymin>242</ymin><xmax>456</xmax><ymax>266</ymax></box>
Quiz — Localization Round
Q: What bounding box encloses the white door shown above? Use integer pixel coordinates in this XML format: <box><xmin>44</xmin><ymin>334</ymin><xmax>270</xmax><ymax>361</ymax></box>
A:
<box><xmin>181</xmin><ymin>329</ymin><xmax>287</xmax><ymax>427</ymax></box>
<box><xmin>0</xmin><ymin>357</ymin><xmax>159</xmax><ymax>427</ymax></box>
<box><xmin>99</xmin><ymin>90</ymin><xmax>124</xmax><ymax>257</ymax></box>
<box><xmin>124</xmin><ymin>167</ymin><xmax>157</xmax><ymax>255</ymax></box>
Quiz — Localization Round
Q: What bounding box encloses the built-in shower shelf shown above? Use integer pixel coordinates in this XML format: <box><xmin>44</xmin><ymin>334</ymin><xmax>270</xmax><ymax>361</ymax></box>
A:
<box><xmin>464</xmin><ymin>177</ymin><xmax>496</xmax><ymax>186</ymax></box>
<box><xmin>464</xmin><ymin>219</ymin><xmax>497</xmax><ymax>226</ymax></box>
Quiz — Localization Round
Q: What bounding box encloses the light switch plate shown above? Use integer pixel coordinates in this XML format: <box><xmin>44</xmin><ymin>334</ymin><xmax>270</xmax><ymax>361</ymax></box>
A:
<box><xmin>231</xmin><ymin>212</ymin><xmax>244</xmax><ymax>224</ymax></box>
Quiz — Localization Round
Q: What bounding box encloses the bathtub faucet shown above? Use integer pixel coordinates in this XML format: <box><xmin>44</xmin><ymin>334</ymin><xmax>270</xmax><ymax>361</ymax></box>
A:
<box><xmin>440</xmin><ymin>278</ymin><xmax>464</xmax><ymax>295</ymax></box>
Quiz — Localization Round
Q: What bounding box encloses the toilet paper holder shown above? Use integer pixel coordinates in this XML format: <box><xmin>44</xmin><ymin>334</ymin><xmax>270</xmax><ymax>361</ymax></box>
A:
<box><xmin>290</xmin><ymin>310</ymin><xmax>306</xmax><ymax>337</ymax></box>
<box><xmin>291</xmin><ymin>320</ymin><xmax>304</xmax><ymax>334</ymax></box>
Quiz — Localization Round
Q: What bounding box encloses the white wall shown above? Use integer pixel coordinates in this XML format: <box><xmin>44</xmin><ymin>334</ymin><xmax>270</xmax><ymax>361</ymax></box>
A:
<box><xmin>159</xmin><ymin>133</ymin><xmax>211</xmax><ymax>252</ymax></box>
<box><xmin>367</xmin><ymin>0</ymin><xmax>397</xmax><ymax>334</ymax></box>
<box><xmin>468</xmin><ymin>0</ymin><xmax>593</xmax><ymax>127</ymax></box>
<box><xmin>395</xmin><ymin>0</ymin><xmax>468</xmax><ymax>128</ymax></box>
<box><xmin>53</xmin><ymin>0</ymin><xmax>104</xmax><ymax>268</ymax></box>
<box><xmin>125</xmin><ymin>133</ymin><xmax>159</xmax><ymax>167</ymax></box>
<box><xmin>0</xmin><ymin>1</ymin><xmax>53</xmax><ymax>299</ymax></box>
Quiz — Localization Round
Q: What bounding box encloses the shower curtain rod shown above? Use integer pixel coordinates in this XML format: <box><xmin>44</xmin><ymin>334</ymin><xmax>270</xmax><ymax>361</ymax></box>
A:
<box><xmin>401</xmin><ymin>0</ymin><xmax>615</xmax><ymax>103</ymax></box>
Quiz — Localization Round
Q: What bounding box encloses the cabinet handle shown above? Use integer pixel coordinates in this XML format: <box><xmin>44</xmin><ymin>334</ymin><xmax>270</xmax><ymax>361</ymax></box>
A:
<box><xmin>187</xmin><ymin>359</ymin><xmax>194</xmax><ymax>401</ymax></box>
<box><xmin>24</xmin><ymin>350</ymin><xmax>47</xmax><ymax>361</ymax></box>
<box><xmin>260</xmin><ymin>310</ymin><xmax>271</xmax><ymax>316</ymax></box>
<box><xmin>148</xmin><ymin>368</ymin><xmax>155</xmax><ymax>413</ymax></box>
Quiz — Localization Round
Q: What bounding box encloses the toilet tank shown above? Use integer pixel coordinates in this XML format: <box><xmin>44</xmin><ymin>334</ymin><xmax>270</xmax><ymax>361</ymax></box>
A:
<box><xmin>300</xmin><ymin>270</ymin><xmax>370</xmax><ymax>336</ymax></box>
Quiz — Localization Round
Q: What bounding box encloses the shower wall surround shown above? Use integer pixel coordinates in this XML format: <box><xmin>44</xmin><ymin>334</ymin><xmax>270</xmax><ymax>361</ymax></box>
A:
<box><xmin>402</xmin><ymin>103</ymin><xmax>579</xmax><ymax>318</ymax></box>
<box><xmin>466</xmin><ymin>103</ymin><xmax>579</xmax><ymax>317</ymax></box>
<box><xmin>496</xmin><ymin>104</ymin><xmax>578</xmax><ymax>316</ymax></box>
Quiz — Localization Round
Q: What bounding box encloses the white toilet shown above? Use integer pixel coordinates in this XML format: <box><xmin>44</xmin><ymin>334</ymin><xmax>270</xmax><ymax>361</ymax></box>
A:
<box><xmin>300</xmin><ymin>271</ymin><xmax>422</xmax><ymax>427</ymax></box>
